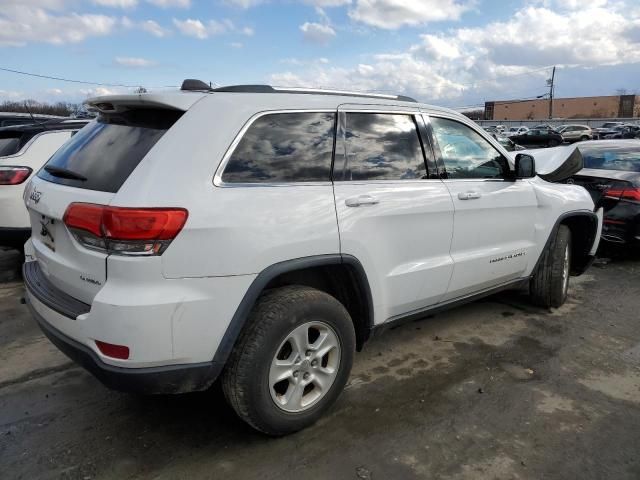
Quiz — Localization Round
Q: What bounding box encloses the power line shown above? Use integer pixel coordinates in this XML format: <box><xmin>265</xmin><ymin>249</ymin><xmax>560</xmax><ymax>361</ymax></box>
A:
<box><xmin>0</xmin><ymin>66</ymin><xmax>178</xmax><ymax>89</ymax></box>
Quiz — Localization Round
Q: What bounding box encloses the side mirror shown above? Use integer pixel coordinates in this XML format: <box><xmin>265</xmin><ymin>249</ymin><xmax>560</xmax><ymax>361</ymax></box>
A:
<box><xmin>515</xmin><ymin>153</ymin><xmax>536</xmax><ymax>178</ymax></box>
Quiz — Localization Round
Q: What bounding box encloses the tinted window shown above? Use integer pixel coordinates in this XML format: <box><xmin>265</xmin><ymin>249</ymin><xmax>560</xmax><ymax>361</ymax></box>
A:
<box><xmin>430</xmin><ymin>117</ymin><xmax>509</xmax><ymax>179</ymax></box>
<box><xmin>0</xmin><ymin>131</ymin><xmax>35</xmax><ymax>157</ymax></box>
<box><xmin>221</xmin><ymin>112</ymin><xmax>335</xmax><ymax>183</ymax></box>
<box><xmin>336</xmin><ymin>113</ymin><xmax>426</xmax><ymax>181</ymax></box>
<box><xmin>0</xmin><ymin>136</ymin><xmax>22</xmax><ymax>157</ymax></box>
<box><xmin>38</xmin><ymin>109</ymin><xmax>182</xmax><ymax>193</ymax></box>
<box><xmin>581</xmin><ymin>145</ymin><xmax>640</xmax><ymax>172</ymax></box>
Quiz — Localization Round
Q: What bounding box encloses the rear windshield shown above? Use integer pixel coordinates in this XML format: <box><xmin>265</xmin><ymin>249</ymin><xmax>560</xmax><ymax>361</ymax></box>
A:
<box><xmin>581</xmin><ymin>145</ymin><xmax>640</xmax><ymax>172</ymax></box>
<box><xmin>38</xmin><ymin>108</ymin><xmax>182</xmax><ymax>193</ymax></box>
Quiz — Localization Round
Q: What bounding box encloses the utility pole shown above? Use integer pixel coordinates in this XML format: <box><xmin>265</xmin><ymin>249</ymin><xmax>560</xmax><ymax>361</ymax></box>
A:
<box><xmin>547</xmin><ymin>66</ymin><xmax>556</xmax><ymax>120</ymax></box>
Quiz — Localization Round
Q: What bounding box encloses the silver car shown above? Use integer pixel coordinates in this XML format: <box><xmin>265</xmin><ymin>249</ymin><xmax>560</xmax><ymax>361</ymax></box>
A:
<box><xmin>557</xmin><ymin>124</ymin><xmax>592</xmax><ymax>142</ymax></box>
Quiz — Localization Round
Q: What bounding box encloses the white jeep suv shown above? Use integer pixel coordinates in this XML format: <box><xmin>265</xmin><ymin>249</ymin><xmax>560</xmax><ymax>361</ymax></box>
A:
<box><xmin>23</xmin><ymin>81</ymin><xmax>602</xmax><ymax>435</ymax></box>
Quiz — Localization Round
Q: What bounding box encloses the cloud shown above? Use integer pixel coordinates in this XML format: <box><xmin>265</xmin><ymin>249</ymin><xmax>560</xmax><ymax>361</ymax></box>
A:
<box><xmin>271</xmin><ymin>1</ymin><xmax>640</xmax><ymax>104</ymax></box>
<box><xmin>349</xmin><ymin>0</ymin><xmax>473</xmax><ymax>29</ymax></box>
<box><xmin>79</xmin><ymin>87</ymin><xmax>121</xmax><ymax>97</ymax></box>
<box><xmin>230</xmin><ymin>41</ymin><xmax>243</xmax><ymax>48</ymax></box>
<box><xmin>140</xmin><ymin>19</ymin><xmax>170</xmax><ymax>37</ymax></box>
<box><xmin>46</xmin><ymin>88</ymin><xmax>64</xmax><ymax>95</ymax></box>
<box><xmin>93</xmin><ymin>0</ymin><xmax>138</xmax><ymax>7</ymax></box>
<box><xmin>173</xmin><ymin>17</ymin><xmax>253</xmax><ymax>38</ymax></box>
<box><xmin>0</xmin><ymin>6</ymin><xmax>118</xmax><ymax>46</ymax></box>
<box><xmin>114</xmin><ymin>56</ymin><xmax>157</xmax><ymax>67</ymax></box>
<box><xmin>223</xmin><ymin>0</ymin><xmax>265</xmax><ymax>8</ymax></box>
<box><xmin>147</xmin><ymin>0</ymin><xmax>191</xmax><ymax>7</ymax></box>
<box><xmin>300</xmin><ymin>21</ymin><xmax>336</xmax><ymax>44</ymax></box>
<box><xmin>173</xmin><ymin>18</ymin><xmax>208</xmax><ymax>38</ymax></box>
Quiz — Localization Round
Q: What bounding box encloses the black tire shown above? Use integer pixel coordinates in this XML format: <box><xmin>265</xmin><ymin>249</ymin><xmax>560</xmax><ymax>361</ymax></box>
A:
<box><xmin>580</xmin><ymin>135</ymin><xmax>589</xmax><ymax>142</ymax></box>
<box><xmin>530</xmin><ymin>225</ymin><xmax>572</xmax><ymax>308</ymax></box>
<box><xmin>221</xmin><ymin>285</ymin><xmax>355</xmax><ymax>435</ymax></box>
<box><xmin>548</xmin><ymin>139</ymin><xmax>560</xmax><ymax>147</ymax></box>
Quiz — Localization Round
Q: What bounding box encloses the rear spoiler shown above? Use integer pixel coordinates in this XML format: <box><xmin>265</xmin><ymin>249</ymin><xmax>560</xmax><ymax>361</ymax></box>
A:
<box><xmin>84</xmin><ymin>92</ymin><xmax>207</xmax><ymax>114</ymax></box>
<box><xmin>512</xmin><ymin>144</ymin><xmax>584</xmax><ymax>182</ymax></box>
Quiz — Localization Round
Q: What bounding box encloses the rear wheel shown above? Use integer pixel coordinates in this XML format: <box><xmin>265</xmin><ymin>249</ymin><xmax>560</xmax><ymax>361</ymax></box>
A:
<box><xmin>222</xmin><ymin>285</ymin><xmax>355</xmax><ymax>435</ymax></box>
<box><xmin>579</xmin><ymin>135</ymin><xmax>589</xmax><ymax>141</ymax></box>
<box><xmin>530</xmin><ymin>225</ymin><xmax>571</xmax><ymax>308</ymax></box>
<box><xmin>548</xmin><ymin>139</ymin><xmax>560</xmax><ymax>147</ymax></box>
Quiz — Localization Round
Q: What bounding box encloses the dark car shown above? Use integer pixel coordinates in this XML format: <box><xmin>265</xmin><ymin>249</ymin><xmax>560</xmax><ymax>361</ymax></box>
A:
<box><xmin>603</xmin><ymin>125</ymin><xmax>640</xmax><ymax>140</ymax></box>
<box><xmin>568</xmin><ymin>140</ymin><xmax>640</xmax><ymax>246</ymax></box>
<box><xmin>510</xmin><ymin>127</ymin><xmax>564</xmax><ymax>147</ymax></box>
<box><xmin>0</xmin><ymin>112</ymin><xmax>64</xmax><ymax>128</ymax></box>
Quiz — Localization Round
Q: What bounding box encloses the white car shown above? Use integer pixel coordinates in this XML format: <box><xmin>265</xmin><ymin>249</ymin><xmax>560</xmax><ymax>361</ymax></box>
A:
<box><xmin>0</xmin><ymin>120</ymin><xmax>87</xmax><ymax>249</ymax></box>
<box><xmin>22</xmin><ymin>81</ymin><xmax>602</xmax><ymax>435</ymax></box>
<box><xmin>506</xmin><ymin>126</ymin><xmax>530</xmax><ymax>137</ymax></box>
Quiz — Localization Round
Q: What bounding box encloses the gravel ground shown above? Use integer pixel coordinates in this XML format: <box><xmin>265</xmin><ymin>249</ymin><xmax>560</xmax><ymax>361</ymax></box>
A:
<box><xmin>1</xmin><ymin>246</ymin><xmax>639</xmax><ymax>479</ymax></box>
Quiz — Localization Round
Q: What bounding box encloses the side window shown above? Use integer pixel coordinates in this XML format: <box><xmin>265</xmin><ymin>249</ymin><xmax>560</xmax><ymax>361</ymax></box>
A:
<box><xmin>221</xmin><ymin>112</ymin><xmax>335</xmax><ymax>183</ymax></box>
<box><xmin>430</xmin><ymin>117</ymin><xmax>510</xmax><ymax>180</ymax></box>
<box><xmin>336</xmin><ymin>113</ymin><xmax>427</xmax><ymax>181</ymax></box>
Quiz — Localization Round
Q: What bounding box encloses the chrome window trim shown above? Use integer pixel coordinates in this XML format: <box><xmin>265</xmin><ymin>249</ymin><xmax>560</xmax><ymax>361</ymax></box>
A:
<box><xmin>213</xmin><ymin>109</ymin><xmax>336</xmax><ymax>188</ymax></box>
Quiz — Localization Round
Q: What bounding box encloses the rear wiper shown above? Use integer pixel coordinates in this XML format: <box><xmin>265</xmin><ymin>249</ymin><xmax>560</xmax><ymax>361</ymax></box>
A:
<box><xmin>44</xmin><ymin>165</ymin><xmax>87</xmax><ymax>181</ymax></box>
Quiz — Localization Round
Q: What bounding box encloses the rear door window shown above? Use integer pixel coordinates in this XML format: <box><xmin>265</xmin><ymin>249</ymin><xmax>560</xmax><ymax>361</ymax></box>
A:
<box><xmin>221</xmin><ymin>112</ymin><xmax>335</xmax><ymax>183</ymax></box>
<box><xmin>38</xmin><ymin>108</ymin><xmax>182</xmax><ymax>193</ymax></box>
<box><xmin>335</xmin><ymin>113</ymin><xmax>427</xmax><ymax>181</ymax></box>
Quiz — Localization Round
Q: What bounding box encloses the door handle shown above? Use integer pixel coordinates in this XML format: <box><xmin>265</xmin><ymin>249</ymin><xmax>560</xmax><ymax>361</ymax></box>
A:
<box><xmin>345</xmin><ymin>195</ymin><xmax>380</xmax><ymax>207</ymax></box>
<box><xmin>458</xmin><ymin>191</ymin><xmax>482</xmax><ymax>200</ymax></box>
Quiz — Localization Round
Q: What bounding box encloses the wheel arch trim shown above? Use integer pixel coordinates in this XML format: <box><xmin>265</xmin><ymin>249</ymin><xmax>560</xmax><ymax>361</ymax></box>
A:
<box><xmin>212</xmin><ymin>254</ymin><xmax>374</xmax><ymax>369</ymax></box>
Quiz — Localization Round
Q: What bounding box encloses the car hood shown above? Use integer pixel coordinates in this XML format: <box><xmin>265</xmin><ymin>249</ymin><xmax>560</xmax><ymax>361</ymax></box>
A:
<box><xmin>511</xmin><ymin>144</ymin><xmax>583</xmax><ymax>182</ymax></box>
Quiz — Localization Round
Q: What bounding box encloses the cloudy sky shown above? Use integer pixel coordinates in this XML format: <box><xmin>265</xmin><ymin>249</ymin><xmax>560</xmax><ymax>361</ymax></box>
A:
<box><xmin>1</xmin><ymin>0</ymin><xmax>639</xmax><ymax>109</ymax></box>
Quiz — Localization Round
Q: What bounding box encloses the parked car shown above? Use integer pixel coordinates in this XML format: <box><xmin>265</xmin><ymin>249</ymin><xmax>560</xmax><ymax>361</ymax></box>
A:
<box><xmin>532</xmin><ymin>124</ymin><xmax>557</xmax><ymax>130</ymax></box>
<box><xmin>509</xmin><ymin>127</ymin><xmax>564</xmax><ymax>147</ymax></box>
<box><xmin>22</xmin><ymin>81</ymin><xmax>602</xmax><ymax>435</ymax></box>
<box><xmin>568</xmin><ymin>140</ymin><xmax>640</xmax><ymax>246</ymax></box>
<box><xmin>0</xmin><ymin>119</ymin><xmax>88</xmax><ymax>249</ymax></box>
<box><xmin>557</xmin><ymin>124</ymin><xmax>593</xmax><ymax>142</ymax></box>
<box><xmin>495</xmin><ymin>124</ymin><xmax>507</xmax><ymax>134</ymax></box>
<box><xmin>483</xmin><ymin>126</ymin><xmax>498</xmax><ymax>134</ymax></box>
<box><xmin>593</xmin><ymin>122</ymin><xmax>626</xmax><ymax>139</ymax></box>
<box><xmin>0</xmin><ymin>112</ymin><xmax>65</xmax><ymax>128</ymax></box>
<box><xmin>493</xmin><ymin>134</ymin><xmax>525</xmax><ymax>151</ymax></box>
<box><xmin>602</xmin><ymin>125</ymin><xmax>640</xmax><ymax>140</ymax></box>
<box><xmin>505</xmin><ymin>126</ymin><xmax>529</xmax><ymax>137</ymax></box>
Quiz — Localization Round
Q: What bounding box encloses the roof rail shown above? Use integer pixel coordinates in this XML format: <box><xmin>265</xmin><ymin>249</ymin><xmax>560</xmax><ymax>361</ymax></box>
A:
<box><xmin>181</xmin><ymin>80</ymin><xmax>417</xmax><ymax>102</ymax></box>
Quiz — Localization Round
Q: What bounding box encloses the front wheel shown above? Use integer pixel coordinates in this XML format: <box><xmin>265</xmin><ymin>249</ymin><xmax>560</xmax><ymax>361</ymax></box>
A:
<box><xmin>530</xmin><ymin>225</ymin><xmax>571</xmax><ymax>308</ymax></box>
<box><xmin>221</xmin><ymin>285</ymin><xmax>355</xmax><ymax>435</ymax></box>
<box><xmin>548</xmin><ymin>139</ymin><xmax>560</xmax><ymax>147</ymax></box>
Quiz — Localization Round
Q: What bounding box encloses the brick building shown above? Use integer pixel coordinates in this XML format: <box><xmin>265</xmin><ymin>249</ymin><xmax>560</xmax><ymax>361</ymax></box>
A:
<box><xmin>484</xmin><ymin>94</ymin><xmax>639</xmax><ymax>121</ymax></box>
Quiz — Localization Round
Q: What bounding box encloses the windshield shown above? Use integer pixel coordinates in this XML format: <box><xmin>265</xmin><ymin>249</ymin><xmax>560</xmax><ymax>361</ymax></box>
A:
<box><xmin>581</xmin><ymin>144</ymin><xmax>640</xmax><ymax>172</ymax></box>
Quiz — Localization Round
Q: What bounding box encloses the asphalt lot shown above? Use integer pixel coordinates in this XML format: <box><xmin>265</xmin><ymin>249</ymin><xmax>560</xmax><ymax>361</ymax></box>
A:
<box><xmin>1</xmin><ymin>246</ymin><xmax>640</xmax><ymax>479</ymax></box>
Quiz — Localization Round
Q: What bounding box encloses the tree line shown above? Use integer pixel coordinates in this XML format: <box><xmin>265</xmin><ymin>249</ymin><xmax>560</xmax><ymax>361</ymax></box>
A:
<box><xmin>0</xmin><ymin>100</ymin><xmax>85</xmax><ymax>117</ymax></box>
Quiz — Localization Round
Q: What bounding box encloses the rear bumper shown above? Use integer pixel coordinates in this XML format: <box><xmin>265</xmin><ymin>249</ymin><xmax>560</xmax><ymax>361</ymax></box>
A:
<box><xmin>22</xmin><ymin>257</ymin><xmax>249</xmax><ymax>394</ymax></box>
<box><xmin>0</xmin><ymin>227</ymin><xmax>30</xmax><ymax>249</ymax></box>
<box><xmin>27</xmin><ymin>299</ymin><xmax>221</xmax><ymax>394</ymax></box>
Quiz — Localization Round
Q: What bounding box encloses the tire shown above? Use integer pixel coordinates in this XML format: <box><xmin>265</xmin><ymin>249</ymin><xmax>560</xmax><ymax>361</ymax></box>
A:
<box><xmin>548</xmin><ymin>139</ymin><xmax>560</xmax><ymax>147</ymax></box>
<box><xmin>530</xmin><ymin>225</ymin><xmax>572</xmax><ymax>308</ymax></box>
<box><xmin>580</xmin><ymin>136</ymin><xmax>589</xmax><ymax>142</ymax></box>
<box><xmin>221</xmin><ymin>285</ymin><xmax>356</xmax><ymax>435</ymax></box>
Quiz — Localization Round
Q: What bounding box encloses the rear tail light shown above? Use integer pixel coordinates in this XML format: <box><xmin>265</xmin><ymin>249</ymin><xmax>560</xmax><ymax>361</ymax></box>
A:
<box><xmin>63</xmin><ymin>203</ymin><xmax>188</xmax><ymax>256</ymax></box>
<box><xmin>603</xmin><ymin>187</ymin><xmax>640</xmax><ymax>203</ymax></box>
<box><xmin>0</xmin><ymin>166</ymin><xmax>32</xmax><ymax>185</ymax></box>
